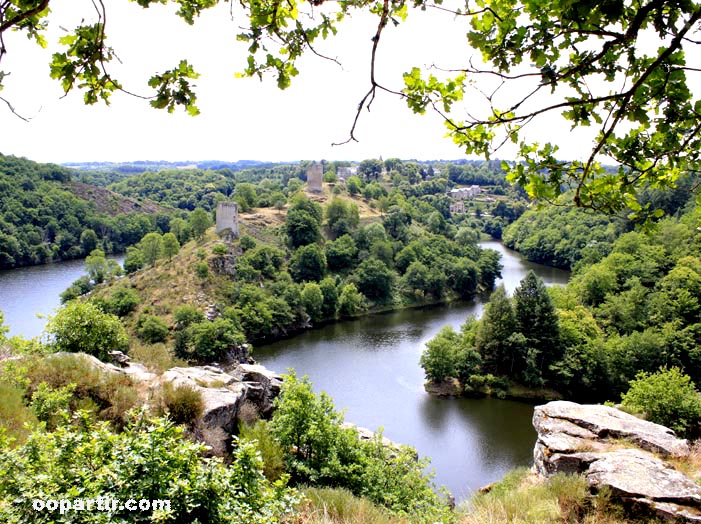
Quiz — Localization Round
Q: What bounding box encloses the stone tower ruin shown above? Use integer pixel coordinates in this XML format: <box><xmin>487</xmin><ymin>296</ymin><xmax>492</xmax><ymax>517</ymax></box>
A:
<box><xmin>306</xmin><ymin>163</ymin><xmax>323</xmax><ymax>193</ymax></box>
<box><xmin>215</xmin><ymin>202</ymin><xmax>240</xmax><ymax>240</ymax></box>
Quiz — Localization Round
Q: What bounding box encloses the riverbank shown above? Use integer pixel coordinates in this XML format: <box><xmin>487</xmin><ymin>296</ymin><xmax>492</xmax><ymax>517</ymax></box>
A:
<box><xmin>425</xmin><ymin>378</ymin><xmax>563</xmax><ymax>403</ymax></box>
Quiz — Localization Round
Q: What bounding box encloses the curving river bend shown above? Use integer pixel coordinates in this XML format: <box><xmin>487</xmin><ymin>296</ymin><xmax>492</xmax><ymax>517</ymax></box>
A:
<box><xmin>0</xmin><ymin>242</ymin><xmax>569</xmax><ymax>499</ymax></box>
<box><xmin>255</xmin><ymin>240</ymin><xmax>570</xmax><ymax>499</ymax></box>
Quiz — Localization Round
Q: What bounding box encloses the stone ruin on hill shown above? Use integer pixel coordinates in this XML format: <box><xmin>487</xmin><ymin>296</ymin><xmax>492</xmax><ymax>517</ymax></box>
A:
<box><xmin>306</xmin><ymin>163</ymin><xmax>323</xmax><ymax>192</ymax></box>
<box><xmin>215</xmin><ymin>202</ymin><xmax>240</xmax><ymax>241</ymax></box>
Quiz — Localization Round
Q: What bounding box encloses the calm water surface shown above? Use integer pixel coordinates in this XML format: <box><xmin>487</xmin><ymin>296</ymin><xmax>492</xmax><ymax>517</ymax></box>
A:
<box><xmin>0</xmin><ymin>256</ymin><xmax>124</xmax><ymax>338</ymax></box>
<box><xmin>0</xmin><ymin>242</ymin><xmax>570</xmax><ymax>499</ymax></box>
<box><xmin>255</xmin><ymin>241</ymin><xmax>570</xmax><ymax>500</ymax></box>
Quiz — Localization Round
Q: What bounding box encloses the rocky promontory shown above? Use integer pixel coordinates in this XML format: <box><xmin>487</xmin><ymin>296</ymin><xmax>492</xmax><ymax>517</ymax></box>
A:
<box><xmin>533</xmin><ymin>400</ymin><xmax>701</xmax><ymax>522</ymax></box>
<box><xmin>54</xmin><ymin>352</ymin><xmax>283</xmax><ymax>452</ymax></box>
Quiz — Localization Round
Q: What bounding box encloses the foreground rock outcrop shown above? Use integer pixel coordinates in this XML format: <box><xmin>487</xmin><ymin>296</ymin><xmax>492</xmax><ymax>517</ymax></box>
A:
<box><xmin>533</xmin><ymin>400</ymin><xmax>701</xmax><ymax>522</ymax></box>
<box><xmin>162</xmin><ymin>363</ymin><xmax>282</xmax><ymax>438</ymax></box>
<box><xmin>60</xmin><ymin>353</ymin><xmax>282</xmax><ymax>452</ymax></box>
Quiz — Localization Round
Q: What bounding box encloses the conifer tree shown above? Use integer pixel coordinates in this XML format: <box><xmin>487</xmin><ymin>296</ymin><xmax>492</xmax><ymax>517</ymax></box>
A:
<box><xmin>513</xmin><ymin>271</ymin><xmax>561</xmax><ymax>385</ymax></box>
<box><xmin>475</xmin><ymin>285</ymin><xmax>517</xmax><ymax>376</ymax></box>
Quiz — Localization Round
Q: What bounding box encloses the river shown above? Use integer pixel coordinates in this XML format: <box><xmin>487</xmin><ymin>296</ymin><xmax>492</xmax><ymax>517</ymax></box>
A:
<box><xmin>0</xmin><ymin>242</ymin><xmax>569</xmax><ymax>500</ymax></box>
<box><xmin>0</xmin><ymin>256</ymin><xmax>125</xmax><ymax>339</ymax></box>
<box><xmin>255</xmin><ymin>240</ymin><xmax>570</xmax><ymax>500</ymax></box>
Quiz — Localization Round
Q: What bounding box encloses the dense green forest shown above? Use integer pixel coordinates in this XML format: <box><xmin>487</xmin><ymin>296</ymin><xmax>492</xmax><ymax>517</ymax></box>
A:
<box><xmin>0</xmin><ymin>155</ymin><xmax>177</xmax><ymax>269</ymax></box>
<box><xmin>422</xmin><ymin>203</ymin><xmax>701</xmax><ymax>434</ymax></box>
<box><xmin>502</xmin><ymin>175</ymin><xmax>699</xmax><ymax>270</ymax></box>
<box><xmin>1</xmin><ymin>154</ymin><xmax>512</xmax><ymax>270</ymax></box>
<box><xmin>502</xmin><ymin>205</ymin><xmax>624</xmax><ymax>270</ymax></box>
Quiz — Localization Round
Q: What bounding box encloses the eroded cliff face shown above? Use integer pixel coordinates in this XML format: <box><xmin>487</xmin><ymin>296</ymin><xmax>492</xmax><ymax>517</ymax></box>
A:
<box><xmin>533</xmin><ymin>400</ymin><xmax>701</xmax><ymax>522</ymax></box>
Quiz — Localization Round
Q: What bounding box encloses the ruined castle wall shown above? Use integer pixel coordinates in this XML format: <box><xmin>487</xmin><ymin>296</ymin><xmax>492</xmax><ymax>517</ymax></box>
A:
<box><xmin>215</xmin><ymin>202</ymin><xmax>240</xmax><ymax>238</ymax></box>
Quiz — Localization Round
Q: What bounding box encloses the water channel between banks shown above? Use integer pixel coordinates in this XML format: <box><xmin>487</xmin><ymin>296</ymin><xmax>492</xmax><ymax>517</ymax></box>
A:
<box><xmin>255</xmin><ymin>241</ymin><xmax>570</xmax><ymax>499</ymax></box>
<box><xmin>0</xmin><ymin>243</ymin><xmax>570</xmax><ymax>499</ymax></box>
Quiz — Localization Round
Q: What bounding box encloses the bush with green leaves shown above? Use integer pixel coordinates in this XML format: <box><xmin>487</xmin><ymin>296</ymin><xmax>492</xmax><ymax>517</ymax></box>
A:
<box><xmin>239</xmin><ymin>235</ymin><xmax>257</xmax><ymax>251</ymax></box>
<box><xmin>301</xmin><ymin>282</ymin><xmax>324</xmax><ymax>322</ymax></box>
<box><xmin>45</xmin><ymin>301</ymin><xmax>128</xmax><ymax>361</ymax></box>
<box><xmin>0</xmin><ymin>415</ymin><xmax>299</xmax><ymax>523</ymax></box>
<box><xmin>620</xmin><ymin>367</ymin><xmax>701</xmax><ymax>436</ymax></box>
<box><xmin>195</xmin><ymin>261</ymin><xmax>209</xmax><ymax>279</ymax></box>
<box><xmin>105</xmin><ymin>286</ymin><xmax>140</xmax><ymax>317</ymax></box>
<box><xmin>172</xmin><ymin>305</ymin><xmax>205</xmax><ymax>330</ymax></box>
<box><xmin>420</xmin><ymin>326</ymin><xmax>466</xmax><ymax>383</ymax></box>
<box><xmin>270</xmin><ymin>372</ymin><xmax>451</xmax><ymax>522</ymax></box>
<box><xmin>338</xmin><ymin>283</ymin><xmax>365</xmax><ymax>317</ymax></box>
<box><xmin>30</xmin><ymin>382</ymin><xmax>75</xmax><ymax>430</ymax></box>
<box><xmin>59</xmin><ymin>275</ymin><xmax>94</xmax><ymax>303</ymax></box>
<box><xmin>136</xmin><ymin>314</ymin><xmax>170</xmax><ymax>344</ymax></box>
<box><xmin>212</xmin><ymin>243</ymin><xmax>228</xmax><ymax>256</ymax></box>
<box><xmin>177</xmin><ymin>318</ymin><xmax>246</xmax><ymax>362</ymax></box>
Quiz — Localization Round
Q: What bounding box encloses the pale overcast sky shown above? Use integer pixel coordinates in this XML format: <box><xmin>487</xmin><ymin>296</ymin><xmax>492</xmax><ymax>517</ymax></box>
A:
<box><xmin>0</xmin><ymin>0</ymin><xmax>598</xmax><ymax>164</ymax></box>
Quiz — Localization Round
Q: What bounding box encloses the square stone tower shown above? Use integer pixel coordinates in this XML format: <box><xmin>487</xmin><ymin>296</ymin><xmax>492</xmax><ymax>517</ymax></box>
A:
<box><xmin>215</xmin><ymin>202</ymin><xmax>240</xmax><ymax>240</ymax></box>
<box><xmin>307</xmin><ymin>164</ymin><xmax>323</xmax><ymax>192</ymax></box>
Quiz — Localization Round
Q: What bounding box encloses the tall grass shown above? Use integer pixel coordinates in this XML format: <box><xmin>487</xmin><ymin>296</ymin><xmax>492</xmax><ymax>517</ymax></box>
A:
<box><xmin>459</xmin><ymin>468</ymin><xmax>642</xmax><ymax>524</ymax></box>
<box><xmin>158</xmin><ymin>382</ymin><xmax>204</xmax><ymax>427</ymax></box>
<box><xmin>22</xmin><ymin>353</ymin><xmax>139</xmax><ymax>429</ymax></box>
<box><xmin>129</xmin><ymin>340</ymin><xmax>183</xmax><ymax>373</ymax></box>
<box><xmin>238</xmin><ymin>420</ymin><xmax>285</xmax><ymax>481</ymax></box>
<box><xmin>292</xmin><ymin>487</ymin><xmax>410</xmax><ymax>524</ymax></box>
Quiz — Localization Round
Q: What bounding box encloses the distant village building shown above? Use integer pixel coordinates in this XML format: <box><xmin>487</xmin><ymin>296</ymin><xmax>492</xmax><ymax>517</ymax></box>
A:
<box><xmin>450</xmin><ymin>201</ymin><xmax>466</xmax><ymax>215</ymax></box>
<box><xmin>337</xmin><ymin>166</ymin><xmax>358</xmax><ymax>181</ymax></box>
<box><xmin>306</xmin><ymin>164</ymin><xmax>323</xmax><ymax>192</ymax></box>
<box><xmin>215</xmin><ymin>202</ymin><xmax>240</xmax><ymax>240</ymax></box>
<box><xmin>448</xmin><ymin>185</ymin><xmax>482</xmax><ymax>200</ymax></box>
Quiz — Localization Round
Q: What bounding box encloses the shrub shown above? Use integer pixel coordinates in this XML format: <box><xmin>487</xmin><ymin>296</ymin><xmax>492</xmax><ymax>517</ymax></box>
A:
<box><xmin>30</xmin><ymin>382</ymin><xmax>75</xmax><ymax>430</ymax></box>
<box><xmin>212</xmin><ymin>243</ymin><xmax>228</xmax><ymax>256</ymax></box>
<box><xmin>270</xmin><ymin>372</ymin><xmax>450</xmax><ymax>522</ymax></box>
<box><xmin>621</xmin><ymin>367</ymin><xmax>701</xmax><ymax>436</ymax></box>
<box><xmin>240</xmin><ymin>235</ymin><xmax>257</xmax><ymax>251</ymax></box>
<box><xmin>180</xmin><ymin>318</ymin><xmax>245</xmax><ymax>362</ymax></box>
<box><xmin>195</xmin><ymin>261</ymin><xmax>209</xmax><ymax>279</ymax></box>
<box><xmin>419</xmin><ymin>326</ymin><xmax>459</xmax><ymax>383</ymax></box>
<box><xmin>106</xmin><ymin>286</ymin><xmax>140</xmax><ymax>317</ymax></box>
<box><xmin>173</xmin><ymin>305</ymin><xmax>205</xmax><ymax>330</ymax></box>
<box><xmin>239</xmin><ymin>420</ymin><xmax>285</xmax><ymax>481</ymax></box>
<box><xmin>160</xmin><ymin>383</ymin><xmax>204</xmax><ymax>426</ymax></box>
<box><xmin>338</xmin><ymin>283</ymin><xmax>365</xmax><ymax>317</ymax></box>
<box><xmin>301</xmin><ymin>282</ymin><xmax>324</xmax><ymax>322</ymax></box>
<box><xmin>136</xmin><ymin>314</ymin><xmax>170</xmax><ymax>343</ymax></box>
<box><xmin>0</xmin><ymin>416</ymin><xmax>299</xmax><ymax>523</ymax></box>
<box><xmin>45</xmin><ymin>301</ymin><xmax>128</xmax><ymax>361</ymax></box>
